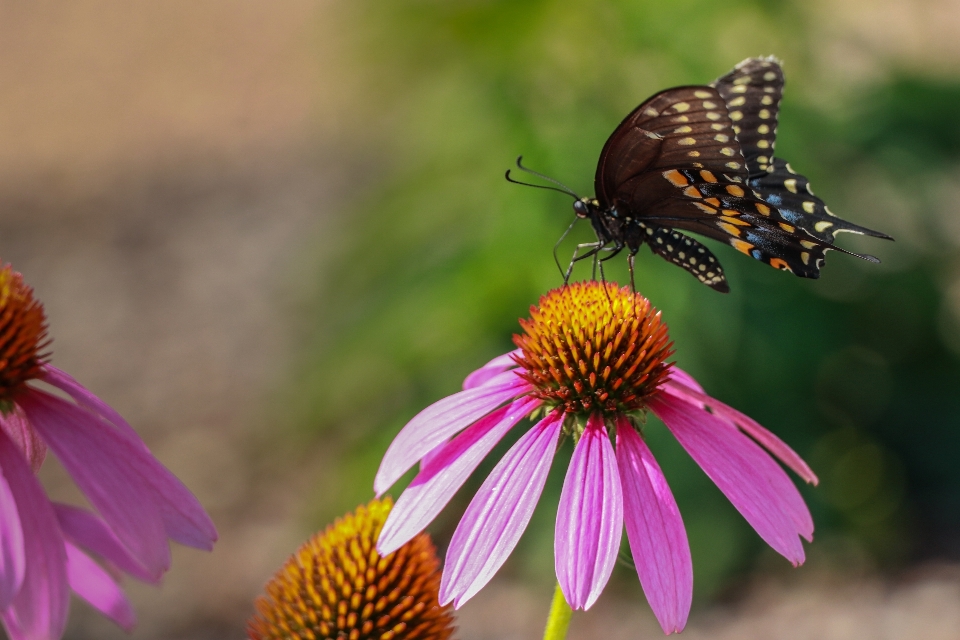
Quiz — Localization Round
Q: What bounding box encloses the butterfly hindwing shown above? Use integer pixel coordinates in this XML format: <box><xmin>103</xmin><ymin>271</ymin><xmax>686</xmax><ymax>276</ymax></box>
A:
<box><xmin>749</xmin><ymin>158</ymin><xmax>893</xmax><ymax>243</ymax></box>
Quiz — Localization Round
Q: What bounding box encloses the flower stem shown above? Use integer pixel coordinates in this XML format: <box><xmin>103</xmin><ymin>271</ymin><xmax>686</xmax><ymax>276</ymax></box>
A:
<box><xmin>542</xmin><ymin>582</ymin><xmax>573</xmax><ymax>640</ymax></box>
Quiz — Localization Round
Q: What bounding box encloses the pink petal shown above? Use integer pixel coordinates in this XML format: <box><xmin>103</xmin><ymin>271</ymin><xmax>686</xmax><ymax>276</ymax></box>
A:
<box><xmin>555</xmin><ymin>413</ymin><xmax>623</xmax><ymax>611</ymax></box>
<box><xmin>651</xmin><ymin>394</ymin><xmax>811</xmax><ymax>565</ymax></box>
<box><xmin>18</xmin><ymin>390</ymin><xmax>171</xmax><ymax>579</ymax></box>
<box><xmin>666</xmin><ymin>367</ymin><xmax>704</xmax><ymax>394</ymax></box>
<box><xmin>41</xmin><ymin>367</ymin><xmax>217</xmax><ymax>549</ymax></box>
<box><xmin>616</xmin><ymin>419</ymin><xmax>692</xmax><ymax>634</ymax></box>
<box><xmin>440</xmin><ymin>410</ymin><xmax>564</xmax><ymax>608</ymax></box>
<box><xmin>374</xmin><ymin>377</ymin><xmax>530</xmax><ymax>496</ymax></box>
<box><xmin>0</xmin><ymin>429</ymin><xmax>69</xmax><ymax>640</ymax></box>
<box><xmin>40</xmin><ymin>365</ymin><xmax>143</xmax><ymax>447</ymax></box>
<box><xmin>54</xmin><ymin>504</ymin><xmax>157</xmax><ymax>583</ymax></box>
<box><xmin>0</xmin><ymin>463</ymin><xmax>25</xmax><ymax>609</ymax></box>
<box><xmin>379</xmin><ymin>397</ymin><xmax>540</xmax><ymax>556</ymax></box>
<box><xmin>64</xmin><ymin>541</ymin><xmax>136</xmax><ymax>632</ymax></box>
<box><xmin>660</xmin><ymin>380</ymin><xmax>818</xmax><ymax>485</ymax></box>
<box><xmin>462</xmin><ymin>350</ymin><xmax>522</xmax><ymax>390</ymax></box>
<box><xmin>0</xmin><ymin>409</ymin><xmax>46</xmax><ymax>474</ymax></box>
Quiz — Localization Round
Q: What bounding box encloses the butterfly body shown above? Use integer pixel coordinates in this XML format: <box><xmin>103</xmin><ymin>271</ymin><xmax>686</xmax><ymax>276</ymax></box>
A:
<box><xmin>549</xmin><ymin>57</ymin><xmax>892</xmax><ymax>292</ymax></box>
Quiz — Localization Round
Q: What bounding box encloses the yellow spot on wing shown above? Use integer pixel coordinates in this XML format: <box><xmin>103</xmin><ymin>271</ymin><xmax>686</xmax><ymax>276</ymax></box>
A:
<box><xmin>801</xmin><ymin>252</ymin><xmax>810</xmax><ymax>265</ymax></box>
<box><xmin>784</xmin><ymin>179</ymin><xmax>798</xmax><ymax>193</ymax></box>
<box><xmin>757</xmin><ymin>140</ymin><xmax>770</xmax><ymax>148</ymax></box>
<box><xmin>733</xmin><ymin>76</ymin><xmax>751</xmax><ymax>85</ymax></box>
<box><xmin>644</xmin><ymin>108</ymin><xmax>659</xmax><ymax>116</ymax></box>
<box><xmin>674</xmin><ymin>125</ymin><xmax>692</xmax><ymax>133</ymax></box>
<box><xmin>673</xmin><ymin>102</ymin><xmax>691</xmax><ymax>112</ymax></box>
<box><xmin>693</xmin><ymin>202</ymin><xmax>717</xmax><ymax>214</ymax></box>
<box><xmin>702</xmin><ymin>101</ymin><xmax>717</xmax><ymax>109</ymax></box>
<box><xmin>815</xmin><ymin>221</ymin><xmax>834</xmax><ymax>232</ymax></box>
<box><xmin>800</xmin><ymin>240</ymin><xmax>817</xmax><ymax>249</ymax></box>
<box><xmin>694</xmin><ymin>90</ymin><xmax>712</xmax><ymax>99</ymax></box>
<box><xmin>728</xmin><ymin>96</ymin><xmax>746</xmax><ymax>107</ymax></box>
<box><xmin>720</xmin><ymin>147</ymin><xmax>735</xmax><ymax>156</ymax></box>
<box><xmin>763</xmin><ymin>71</ymin><xmax>777</xmax><ymax>81</ymax></box>
<box><xmin>730</xmin><ymin>84</ymin><xmax>748</xmax><ymax>93</ymax></box>
<box><xmin>729</xmin><ymin>111</ymin><xmax>743</xmax><ymax>121</ymax></box>
<box><xmin>802</xmin><ymin>201</ymin><xmax>816</xmax><ymax>213</ymax></box>
<box><xmin>706</xmin><ymin>112</ymin><xmax>722</xmax><ymax>121</ymax></box>
<box><xmin>674</xmin><ymin>115</ymin><xmax>689</xmax><ymax>122</ymax></box>
<box><xmin>758</xmin><ymin>124</ymin><xmax>770</xmax><ymax>134</ymax></box>
<box><xmin>761</xmin><ymin>95</ymin><xmax>773</xmax><ymax>105</ymax></box>
<box><xmin>678</xmin><ymin>137</ymin><xmax>696</xmax><ymax>145</ymax></box>
<box><xmin>759</xmin><ymin>109</ymin><xmax>771</xmax><ymax>119</ymax></box>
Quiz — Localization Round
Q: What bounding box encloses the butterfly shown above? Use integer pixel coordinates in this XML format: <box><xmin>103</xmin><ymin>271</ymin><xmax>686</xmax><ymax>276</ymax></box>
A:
<box><xmin>508</xmin><ymin>56</ymin><xmax>892</xmax><ymax>293</ymax></box>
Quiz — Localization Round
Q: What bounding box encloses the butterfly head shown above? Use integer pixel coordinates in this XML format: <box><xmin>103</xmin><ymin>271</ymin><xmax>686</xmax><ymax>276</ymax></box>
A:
<box><xmin>573</xmin><ymin>197</ymin><xmax>599</xmax><ymax>219</ymax></box>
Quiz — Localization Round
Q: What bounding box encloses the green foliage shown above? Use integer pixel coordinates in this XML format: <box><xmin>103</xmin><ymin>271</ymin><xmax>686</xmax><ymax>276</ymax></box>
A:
<box><xmin>292</xmin><ymin>0</ymin><xmax>960</xmax><ymax>605</ymax></box>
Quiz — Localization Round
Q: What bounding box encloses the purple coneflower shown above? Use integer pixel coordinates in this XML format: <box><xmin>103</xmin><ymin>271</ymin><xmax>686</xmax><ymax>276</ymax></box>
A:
<box><xmin>0</xmin><ymin>264</ymin><xmax>217</xmax><ymax>640</ymax></box>
<box><xmin>375</xmin><ymin>281</ymin><xmax>816</xmax><ymax>634</ymax></box>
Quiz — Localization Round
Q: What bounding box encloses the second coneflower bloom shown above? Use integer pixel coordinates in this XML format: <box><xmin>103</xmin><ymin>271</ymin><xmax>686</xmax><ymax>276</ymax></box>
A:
<box><xmin>375</xmin><ymin>281</ymin><xmax>817</xmax><ymax>634</ymax></box>
<box><xmin>248</xmin><ymin>497</ymin><xmax>454</xmax><ymax>640</ymax></box>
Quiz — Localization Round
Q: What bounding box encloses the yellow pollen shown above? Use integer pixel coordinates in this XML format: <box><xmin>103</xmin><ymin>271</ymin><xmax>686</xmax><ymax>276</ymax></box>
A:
<box><xmin>512</xmin><ymin>282</ymin><xmax>674</xmax><ymax>416</ymax></box>
<box><xmin>247</xmin><ymin>498</ymin><xmax>454</xmax><ymax>640</ymax></box>
<box><xmin>0</xmin><ymin>264</ymin><xmax>50</xmax><ymax>406</ymax></box>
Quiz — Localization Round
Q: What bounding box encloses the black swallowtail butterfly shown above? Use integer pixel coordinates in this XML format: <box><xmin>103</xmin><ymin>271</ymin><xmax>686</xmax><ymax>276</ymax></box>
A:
<box><xmin>508</xmin><ymin>56</ymin><xmax>892</xmax><ymax>293</ymax></box>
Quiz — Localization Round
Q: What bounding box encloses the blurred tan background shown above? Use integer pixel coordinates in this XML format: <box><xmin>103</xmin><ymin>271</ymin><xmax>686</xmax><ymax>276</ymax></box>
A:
<box><xmin>3</xmin><ymin>1</ymin><xmax>960</xmax><ymax>639</ymax></box>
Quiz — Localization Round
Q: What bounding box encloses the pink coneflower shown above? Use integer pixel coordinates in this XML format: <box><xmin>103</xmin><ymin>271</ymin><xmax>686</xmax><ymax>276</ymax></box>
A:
<box><xmin>375</xmin><ymin>281</ymin><xmax>816</xmax><ymax>634</ymax></box>
<box><xmin>0</xmin><ymin>264</ymin><xmax>217</xmax><ymax>640</ymax></box>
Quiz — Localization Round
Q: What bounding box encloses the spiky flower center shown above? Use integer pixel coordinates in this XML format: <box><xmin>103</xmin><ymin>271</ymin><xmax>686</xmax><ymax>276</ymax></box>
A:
<box><xmin>513</xmin><ymin>281</ymin><xmax>673</xmax><ymax>416</ymax></box>
<box><xmin>0</xmin><ymin>265</ymin><xmax>49</xmax><ymax>407</ymax></box>
<box><xmin>247</xmin><ymin>498</ymin><xmax>455</xmax><ymax>640</ymax></box>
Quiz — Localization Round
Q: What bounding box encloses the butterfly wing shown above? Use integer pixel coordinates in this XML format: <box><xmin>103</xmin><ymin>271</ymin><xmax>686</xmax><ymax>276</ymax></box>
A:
<box><xmin>595</xmin><ymin>85</ymin><xmax>747</xmax><ymax>209</ymax></box>
<box><xmin>714</xmin><ymin>57</ymin><xmax>893</xmax><ymax>243</ymax></box>
<box><xmin>712</xmin><ymin>56</ymin><xmax>782</xmax><ymax>177</ymax></box>
<box><xmin>749</xmin><ymin>158</ymin><xmax>893</xmax><ymax>242</ymax></box>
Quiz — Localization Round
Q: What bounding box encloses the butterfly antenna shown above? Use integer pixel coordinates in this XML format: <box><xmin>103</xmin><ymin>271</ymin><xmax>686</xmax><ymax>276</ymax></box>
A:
<box><xmin>506</xmin><ymin>156</ymin><xmax>580</xmax><ymax>199</ymax></box>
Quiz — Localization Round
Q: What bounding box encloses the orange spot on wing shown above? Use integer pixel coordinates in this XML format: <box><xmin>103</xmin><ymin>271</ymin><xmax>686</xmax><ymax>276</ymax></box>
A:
<box><xmin>663</xmin><ymin>170</ymin><xmax>688</xmax><ymax>187</ymax></box>
<box><xmin>719</xmin><ymin>222</ymin><xmax>743</xmax><ymax>237</ymax></box>
<box><xmin>704</xmin><ymin>198</ymin><xmax>721</xmax><ymax>207</ymax></box>
<box><xmin>725</xmin><ymin>185</ymin><xmax>745</xmax><ymax>197</ymax></box>
<box><xmin>693</xmin><ymin>203</ymin><xmax>717</xmax><ymax>214</ymax></box>
<box><xmin>683</xmin><ymin>186</ymin><xmax>702</xmax><ymax>198</ymax></box>
<box><xmin>755</xmin><ymin>203</ymin><xmax>771</xmax><ymax>215</ymax></box>
<box><xmin>779</xmin><ymin>223</ymin><xmax>796</xmax><ymax>233</ymax></box>
<box><xmin>769</xmin><ymin>258</ymin><xmax>792</xmax><ymax>271</ymax></box>
<box><xmin>730</xmin><ymin>239</ymin><xmax>754</xmax><ymax>254</ymax></box>
<box><xmin>720</xmin><ymin>215</ymin><xmax>750</xmax><ymax>226</ymax></box>
<box><xmin>700</xmin><ymin>170</ymin><xmax>718</xmax><ymax>183</ymax></box>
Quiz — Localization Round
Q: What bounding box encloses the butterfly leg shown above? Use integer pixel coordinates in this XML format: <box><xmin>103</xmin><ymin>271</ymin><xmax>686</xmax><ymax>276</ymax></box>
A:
<box><xmin>627</xmin><ymin>249</ymin><xmax>639</xmax><ymax>291</ymax></box>
<box><xmin>564</xmin><ymin>241</ymin><xmax>606</xmax><ymax>284</ymax></box>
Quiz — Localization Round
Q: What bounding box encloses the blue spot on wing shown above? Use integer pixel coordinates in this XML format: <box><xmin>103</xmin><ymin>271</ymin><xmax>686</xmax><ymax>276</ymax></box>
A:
<box><xmin>779</xmin><ymin>208</ymin><xmax>802</xmax><ymax>223</ymax></box>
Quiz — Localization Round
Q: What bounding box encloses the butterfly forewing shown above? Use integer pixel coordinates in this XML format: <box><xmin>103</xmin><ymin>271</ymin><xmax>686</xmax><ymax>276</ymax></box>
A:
<box><xmin>712</xmin><ymin>57</ymin><xmax>783</xmax><ymax>177</ymax></box>
<box><xmin>595</xmin><ymin>86</ymin><xmax>748</xmax><ymax>208</ymax></box>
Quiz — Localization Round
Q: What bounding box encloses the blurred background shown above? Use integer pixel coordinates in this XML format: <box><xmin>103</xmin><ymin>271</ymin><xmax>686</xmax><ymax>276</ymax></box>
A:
<box><xmin>3</xmin><ymin>0</ymin><xmax>960</xmax><ymax>638</ymax></box>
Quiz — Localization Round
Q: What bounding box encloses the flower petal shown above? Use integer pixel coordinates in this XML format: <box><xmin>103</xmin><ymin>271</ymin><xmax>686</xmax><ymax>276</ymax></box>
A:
<box><xmin>378</xmin><ymin>396</ymin><xmax>539</xmax><ymax>556</ymax></box>
<box><xmin>666</xmin><ymin>367</ymin><xmax>704</xmax><ymax>394</ymax></box>
<box><xmin>18</xmin><ymin>389</ymin><xmax>171</xmax><ymax>579</ymax></box>
<box><xmin>41</xmin><ymin>367</ymin><xmax>217</xmax><ymax>549</ymax></box>
<box><xmin>440</xmin><ymin>410</ymin><xmax>563</xmax><ymax>608</ymax></box>
<box><xmin>616</xmin><ymin>419</ymin><xmax>692</xmax><ymax>634</ymax></box>
<box><xmin>660</xmin><ymin>380</ymin><xmax>818</xmax><ymax>485</ymax></box>
<box><xmin>462</xmin><ymin>350</ymin><xmax>522</xmax><ymax>390</ymax></box>
<box><xmin>0</xmin><ymin>460</ymin><xmax>25</xmax><ymax>610</ymax></box>
<box><xmin>0</xmin><ymin>428</ymin><xmax>69</xmax><ymax>640</ymax></box>
<box><xmin>651</xmin><ymin>394</ymin><xmax>811</xmax><ymax>564</ymax></box>
<box><xmin>41</xmin><ymin>365</ymin><xmax>143</xmax><ymax>447</ymax></box>
<box><xmin>64</xmin><ymin>541</ymin><xmax>136</xmax><ymax>632</ymax></box>
<box><xmin>374</xmin><ymin>377</ymin><xmax>530</xmax><ymax>495</ymax></box>
<box><xmin>555</xmin><ymin>413</ymin><xmax>623</xmax><ymax>611</ymax></box>
<box><xmin>54</xmin><ymin>504</ymin><xmax>157</xmax><ymax>583</ymax></box>
<box><xmin>0</xmin><ymin>409</ymin><xmax>46</xmax><ymax>473</ymax></box>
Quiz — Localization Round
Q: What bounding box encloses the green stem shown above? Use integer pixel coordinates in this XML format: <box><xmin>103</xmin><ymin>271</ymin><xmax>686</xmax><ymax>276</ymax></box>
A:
<box><xmin>542</xmin><ymin>582</ymin><xmax>573</xmax><ymax>640</ymax></box>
